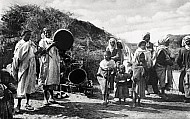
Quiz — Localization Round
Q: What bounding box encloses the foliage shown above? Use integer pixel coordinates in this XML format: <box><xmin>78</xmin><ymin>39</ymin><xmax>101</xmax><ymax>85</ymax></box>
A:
<box><xmin>0</xmin><ymin>4</ymin><xmax>111</xmax><ymax>82</ymax></box>
<box><xmin>72</xmin><ymin>49</ymin><xmax>104</xmax><ymax>83</ymax></box>
<box><xmin>1</xmin><ymin>4</ymin><xmax>73</xmax><ymax>42</ymax></box>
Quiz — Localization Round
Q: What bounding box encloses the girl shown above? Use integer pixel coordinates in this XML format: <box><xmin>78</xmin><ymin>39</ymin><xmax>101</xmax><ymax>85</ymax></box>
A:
<box><xmin>132</xmin><ymin>40</ymin><xmax>151</xmax><ymax>107</ymax></box>
<box><xmin>115</xmin><ymin>65</ymin><xmax>132</xmax><ymax>104</ymax></box>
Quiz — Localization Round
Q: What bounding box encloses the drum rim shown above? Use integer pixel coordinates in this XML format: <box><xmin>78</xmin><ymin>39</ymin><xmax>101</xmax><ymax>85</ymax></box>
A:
<box><xmin>53</xmin><ymin>29</ymin><xmax>74</xmax><ymax>38</ymax></box>
<box><xmin>68</xmin><ymin>68</ymin><xmax>87</xmax><ymax>85</ymax></box>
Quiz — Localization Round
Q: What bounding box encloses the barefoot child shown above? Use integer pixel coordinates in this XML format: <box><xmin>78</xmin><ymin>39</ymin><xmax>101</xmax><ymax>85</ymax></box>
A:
<box><xmin>97</xmin><ymin>51</ymin><xmax>116</xmax><ymax>105</ymax></box>
<box><xmin>115</xmin><ymin>65</ymin><xmax>132</xmax><ymax>104</ymax></box>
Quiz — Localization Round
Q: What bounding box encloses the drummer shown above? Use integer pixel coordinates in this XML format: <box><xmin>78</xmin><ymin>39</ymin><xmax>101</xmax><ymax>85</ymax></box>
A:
<box><xmin>38</xmin><ymin>28</ymin><xmax>60</xmax><ymax>105</ymax></box>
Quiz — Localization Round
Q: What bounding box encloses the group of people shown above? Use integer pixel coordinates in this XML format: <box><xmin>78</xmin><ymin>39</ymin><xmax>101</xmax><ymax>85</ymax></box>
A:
<box><xmin>97</xmin><ymin>32</ymin><xmax>190</xmax><ymax>107</ymax></box>
<box><xmin>0</xmin><ymin>28</ymin><xmax>61</xmax><ymax>119</ymax></box>
<box><xmin>1</xmin><ymin>28</ymin><xmax>190</xmax><ymax>118</ymax></box>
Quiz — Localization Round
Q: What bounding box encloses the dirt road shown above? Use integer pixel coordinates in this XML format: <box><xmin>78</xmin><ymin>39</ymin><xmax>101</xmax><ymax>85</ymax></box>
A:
<box><xmin>13</xmin><ymin>85</ymin><xmax>190</xmax><ymax>119</ymax></box>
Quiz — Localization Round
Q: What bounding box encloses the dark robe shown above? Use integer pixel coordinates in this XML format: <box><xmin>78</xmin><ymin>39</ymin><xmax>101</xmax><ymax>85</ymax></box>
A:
<box><xmin>177</xmin><ymin>47</ymin><xmax>190</xmax><ymax>97</ymax></box>
<box><xmin>0</xmin><ymin>70</ymin><xmax>17</xmax><ymax>119</ymax></box>
<box><xmin>155</xmin><ymin>47</ymin><xmax>173</xmax><ymax>89</ymax></box>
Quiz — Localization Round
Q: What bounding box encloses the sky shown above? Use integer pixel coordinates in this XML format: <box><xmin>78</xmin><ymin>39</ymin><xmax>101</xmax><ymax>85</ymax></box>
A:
<box><xmin>0</xmin><ymin>0</ymin><xmax>190</xmax><ymax>43</ymax></box>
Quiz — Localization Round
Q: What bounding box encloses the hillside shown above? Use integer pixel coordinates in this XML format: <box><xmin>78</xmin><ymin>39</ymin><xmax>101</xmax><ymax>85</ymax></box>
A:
<box><xmin>68</xmin><ymin>19</ymin><xmax>112</xmax><ymax>51</ymax></box>
<box><xmin>167</xmin><ymin>34</ymin><xmax>190</xmax><ymax>48</ymax></box>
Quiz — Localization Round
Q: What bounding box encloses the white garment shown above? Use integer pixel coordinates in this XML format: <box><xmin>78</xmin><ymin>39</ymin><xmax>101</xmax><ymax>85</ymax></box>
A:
<box><xmin>99</xmin><ymin>59</ymin><xmax>116</xmax><ymax>70</ymax></box>
<box><xmin>12</xmin><ymin>39</ymin><xmax>37</xmax><ymax>98</ymax></box>
<box><xmin>39</xmin><ymin>38</ymin><xmax>60</xmax><ymax>85</ymax></box>
<box><xmin>133</xmin><ymin>48</ymin><xmax>152</xmax><ymax>68</ymax></box>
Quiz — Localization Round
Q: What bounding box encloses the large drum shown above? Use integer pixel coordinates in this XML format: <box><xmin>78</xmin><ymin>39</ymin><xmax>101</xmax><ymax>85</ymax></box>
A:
<box><xmin>68</xmin><ymin>68</ymin><xmax>87</xmax><ymax>85</ymax></box>
<box><xmin>53</xmin><ymin>29</ymin><xmax>74</xmax><ymax>51</ymax></box>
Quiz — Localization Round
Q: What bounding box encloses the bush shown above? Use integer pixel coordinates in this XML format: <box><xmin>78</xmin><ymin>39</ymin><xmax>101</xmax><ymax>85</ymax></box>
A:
<box><xmin>72</xmin><ymin>49</ymin><xmax>104</xmax><ymax>84</ymax></box>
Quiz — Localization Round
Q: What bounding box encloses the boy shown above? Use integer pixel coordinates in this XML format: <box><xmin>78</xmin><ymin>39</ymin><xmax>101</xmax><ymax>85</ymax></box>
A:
<box><xmin>97</xmin><ymin>51</ymin><xmax>116</xmax><ymax>105</ymax></box>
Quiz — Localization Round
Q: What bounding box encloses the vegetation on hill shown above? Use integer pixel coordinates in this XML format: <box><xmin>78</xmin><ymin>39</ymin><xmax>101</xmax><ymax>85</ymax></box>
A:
<box><xmin>0</xmin><ymin>4</ymin><xmax>113</xmax><ymax>82</ymax></box>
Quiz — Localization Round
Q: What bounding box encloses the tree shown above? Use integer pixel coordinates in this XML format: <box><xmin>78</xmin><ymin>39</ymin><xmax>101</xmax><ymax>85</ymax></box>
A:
<box><xmin>1</xmin><ymin>4</ymin><xmax>73</xmax><ymax>41</ymax></box>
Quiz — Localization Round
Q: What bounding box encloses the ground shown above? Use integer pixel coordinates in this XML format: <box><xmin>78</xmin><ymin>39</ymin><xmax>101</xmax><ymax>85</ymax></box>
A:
<box><xmin>13</xmin><ymin>84</ymin><xmax>190</xmax><ymax>119</ymax></box>
<box><xmin>13</xmin><ymin>71</ymin><xmax>190</xmax><ymax>119</ymax></box>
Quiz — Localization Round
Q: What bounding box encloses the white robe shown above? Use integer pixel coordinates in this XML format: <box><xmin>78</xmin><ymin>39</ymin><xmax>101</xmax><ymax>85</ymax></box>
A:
<box><xmin>12</xmin><ymin>39</ymin><xmax>37</xmax><ymax>98</ymax></box>
<box><xmin>39</xmin><ymin>38</ymin><xmax>60</xmax><ymax>86</ymax></box>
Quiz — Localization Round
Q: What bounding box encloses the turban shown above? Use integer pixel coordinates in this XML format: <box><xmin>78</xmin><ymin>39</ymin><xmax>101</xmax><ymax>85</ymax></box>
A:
<box><xmin>158</xmin><ymin>35</ymin><xmax>170</xmax><ymax>45</ymax></box>
<box><xmin>182</xmin><ymin>36</ymin><xmax>190</xmax><ymax>46</ymax></box>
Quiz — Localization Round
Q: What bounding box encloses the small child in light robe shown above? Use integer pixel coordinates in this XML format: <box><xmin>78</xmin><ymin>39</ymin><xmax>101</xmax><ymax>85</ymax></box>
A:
<box><xmin>97</xmin><ymin>51</ymin><xmax>116</xmax><ymax>105</ymax></box>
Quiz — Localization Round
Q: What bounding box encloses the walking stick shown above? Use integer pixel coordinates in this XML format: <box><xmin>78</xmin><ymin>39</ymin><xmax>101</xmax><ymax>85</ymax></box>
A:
<box><xmin>104</xmin><ymin>68</ymin><xmax>112</xmax><ymax>106</ymax></box>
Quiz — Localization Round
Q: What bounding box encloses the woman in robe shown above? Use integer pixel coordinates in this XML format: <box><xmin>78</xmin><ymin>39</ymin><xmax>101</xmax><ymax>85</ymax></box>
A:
<box><xmin>106</xmin><ymin>37</ymin><xmax>122</xmax><ymax>92</ymax></box>
<box><xmin>106</xmin><ymin>37</ymin><xmax>123</xmax><ymax>63</ymax></box>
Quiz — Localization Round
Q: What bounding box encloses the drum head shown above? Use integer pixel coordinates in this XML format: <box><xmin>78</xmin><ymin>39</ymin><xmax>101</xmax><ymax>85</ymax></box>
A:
<box><xmin>68</xmin><ymin>68</ymin><xmax>87</xmax><ymax>85</ymax></box>
<box><xmin>53</xmin><ymin>29</ymin><xmax>74</xmax><ymax>51</ymax></box>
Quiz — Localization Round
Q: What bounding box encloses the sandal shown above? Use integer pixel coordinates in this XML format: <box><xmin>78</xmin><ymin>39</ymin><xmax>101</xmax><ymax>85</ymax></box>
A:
<box><xmin>25</xmin><ymin>104</ymin><xmax>34</xmax><ymax>110</ymax></box>
<box><xmin>43</xmin><ymin>100</ymin><xmax>50</xmax><ymax>106</ymax></box>
<box><xmin>49</xmin><ymin>98</ymin><xmax>57</xmax><ymax>104</ymax></box>
<box><xmin>14</xmin><ymin>106</ymin><xmax>21</xmax><ymax>114</ymax></box>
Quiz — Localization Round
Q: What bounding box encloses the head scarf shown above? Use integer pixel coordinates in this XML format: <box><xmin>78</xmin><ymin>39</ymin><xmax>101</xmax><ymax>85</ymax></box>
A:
<box><xmin>158</xmin><ymin>35</ymin><xmax>170</xmax><ymax>45</ymax></box>
<box><xmin>142</xmin><ymin>32</ymin><xmax>150</xmax><ymax>41</ymax></box>
<box><xmin>182</xmin><ymin>36</ymin><xmax>190</xmax><ymax>47</ymax></box>
<box><xmin>107</xmin><ymin>37</ymin><xmax>117</xmax><ymax>52</ymax></box>
<box><xmin>182</xmin><ymin>36</ymin><xmax>190</xmax><ymax>50</ymax></box>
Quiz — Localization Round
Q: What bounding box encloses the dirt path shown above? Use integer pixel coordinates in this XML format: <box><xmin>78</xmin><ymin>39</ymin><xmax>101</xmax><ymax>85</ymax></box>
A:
<box><xmin>13</xmin><ymin>86</ymin><xmax>190</xmax><ymax>119</ymax></box>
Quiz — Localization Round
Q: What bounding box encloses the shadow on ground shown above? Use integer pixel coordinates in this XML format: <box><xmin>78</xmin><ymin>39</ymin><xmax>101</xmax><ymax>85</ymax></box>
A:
<box><xmin>16</xmin><ymin>85</ymin><xmax>190</xmax><ymax>118</ymax></box>
<box><xmin>21</xmin><ymin>101</ymin><xmax>163</xmax><ymax>118</ymax></box>
<box><xmin>145</xmin><ymin>93</ymin><xmax>184</xmax><ymax>102</ymax></box>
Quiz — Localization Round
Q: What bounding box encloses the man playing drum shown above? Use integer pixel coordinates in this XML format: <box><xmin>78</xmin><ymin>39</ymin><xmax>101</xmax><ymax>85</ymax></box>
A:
<box><xmin>38</xmin><ymin>28</ymin><xmax>60</xmax><ymax>105</ymax></box>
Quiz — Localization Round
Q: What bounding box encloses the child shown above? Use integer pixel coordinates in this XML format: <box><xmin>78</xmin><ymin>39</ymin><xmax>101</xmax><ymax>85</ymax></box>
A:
<box><xmin>115</xmin><ymin>65</ymin><xmax>132</xmax><ymax>104</ymax></box>
<box><xmin>0</xmin><ymin>69</ymin><xmax>17</xmax><ymax>118</ymax></box>
<box><xmin>97</xmin><ymin>51</ymin><xmax>116</xmax><ymax>105</ymax></box>
<box><xmin>125</xmin><ymin>62</ymin><xmax>133</xmax><ymax>97</ymax></box>
<box><xmin>132</xmin><ymin>40</ymin><xmax>151</xmax><ymax>107</ymax></box>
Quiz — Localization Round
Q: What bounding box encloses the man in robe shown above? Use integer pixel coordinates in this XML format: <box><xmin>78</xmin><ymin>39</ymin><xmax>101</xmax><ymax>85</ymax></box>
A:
<box><xmin>177</xmin><ymin>36</ymin><xmax>190</xmax><ymax>103</ymax></box>
<box><xmin>142</xmin><ymin>32</ymin><xmax>160</xmax><ymax>94</ymax></box>
<box><xmin>12</xmin><ymin>30</ymin><xmax>37</xmax><ymax>112</ymax></box>
<box><xmin>155</xmin><ymin>35</ymin><xmax>173</xmax><ymax>100</ymax></box>
<box><xmin>38</xmin><ymin>28</ymin><xmax>60</xmax><ymax>105</ymax></box>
